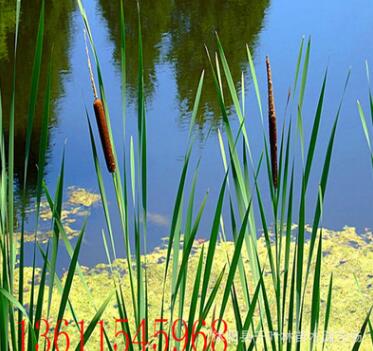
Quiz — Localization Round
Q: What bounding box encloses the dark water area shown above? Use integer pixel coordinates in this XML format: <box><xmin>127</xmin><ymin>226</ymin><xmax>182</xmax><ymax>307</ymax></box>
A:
<box><xmin>1</xmin><ymin>0</ymin><xmax>373</xmax><ymax>267</ymax></box>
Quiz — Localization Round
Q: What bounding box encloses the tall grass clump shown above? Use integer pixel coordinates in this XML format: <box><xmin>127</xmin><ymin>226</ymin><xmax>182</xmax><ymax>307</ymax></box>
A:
<box><xmin>77</xmin><ymin>0</ymin><xmax>373</xmax><ymax>349</ymax></box>
<box><xmin>0</xmin><ymin>0</ymin><xmax>372</xmax><ymax>350</ymax></box>
<box><xmin>0</xmin><ymin>2</ymin><xmax>113</xmax><ymax>350</ymax></box>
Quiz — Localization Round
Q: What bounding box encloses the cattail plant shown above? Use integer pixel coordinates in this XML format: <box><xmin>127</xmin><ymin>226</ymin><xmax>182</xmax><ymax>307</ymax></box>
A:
<box><xmin>84</xmin><ymin>32</ymin><xmax>116</xmax><ymax>173</ymax></box>
<box><xmin>266</xmin><ymin>56</ymin><xmax>278</xmax><ymax>189</ymax></box>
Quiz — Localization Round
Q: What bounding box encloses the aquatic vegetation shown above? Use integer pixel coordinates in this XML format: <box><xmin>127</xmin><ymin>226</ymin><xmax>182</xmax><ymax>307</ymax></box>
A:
<box><xmin>265</xmin><ymin>56</ymin><xmax>278</xmax><ymax>189</ymax></box>
<box><xmin>15</xmin><ymin>186</ymin><xmax>100</xmax><ymax>243</ymax></box>
<box><xmin>67</xmin><ymin>186</ymin><xmax>101</xmax><ymax>208</ymax></box>
<box><xmin>15</xmin><ymin>226</ymin><xmax>373</xmax><ymax>350</ymax></box>
<box><xmin>0</xmin><ymin>1</ymin><xmax>372</xmax><ymax>351</ymax></box>
<box><xmin>84</xmin><ymin>33</ymin><xmax>116</xmax><ymax>173</ymax></box>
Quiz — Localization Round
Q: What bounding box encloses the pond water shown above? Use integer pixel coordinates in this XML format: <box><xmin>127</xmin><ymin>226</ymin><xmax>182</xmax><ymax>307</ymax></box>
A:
<box><xmin>1</xmin><ymin>0</ymin><xmax>373</xmax><ymax>267</ymax></box>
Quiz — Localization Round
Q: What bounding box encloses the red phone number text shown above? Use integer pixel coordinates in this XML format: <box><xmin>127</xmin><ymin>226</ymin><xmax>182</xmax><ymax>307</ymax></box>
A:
<box><xmin>18</xmin><ymin>318</ymin><xmax>229</xmax><ymax>350</ymax></box>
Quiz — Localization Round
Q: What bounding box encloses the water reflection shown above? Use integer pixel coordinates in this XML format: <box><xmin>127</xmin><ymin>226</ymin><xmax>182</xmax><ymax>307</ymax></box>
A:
<box><xmin>99</xmin><ymin>0</ymin><xmax>173</xmax><ymax>101</ymax></box>
<box><xmin>99</xmin><ymin>0</ymin><xmax>269</xmax><ymax>128</ymax></box>
<box><xmin>0</xmin><ymin>0</ymin><xmax>268</xmax><ymax>201</ymax></box>
<box><xmin>0</xmin><ymin>0</ymin><xmax>74</xmax><ymax>204</ymax></box>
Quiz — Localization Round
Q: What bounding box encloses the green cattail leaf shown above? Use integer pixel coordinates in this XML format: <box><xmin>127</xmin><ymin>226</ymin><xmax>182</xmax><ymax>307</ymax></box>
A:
<box><xmin>217</xmin><ymin>200</ymin><xmax>253</xmax><ymax>326</ymax></box>
<box><xmin>304</xmin><ymin>72</ymin><xmax>327</xmax><ymax>188</ymax></box>
<box><xmin>352</xmin><ymin>307</ymin><xmax>372</xmax><ymax>350</ymax></box>
<box><xmin>120</xmin><ymin>0</ymin><xmax>126</xmax><ymax>138</ymax></box>
<box><xmin>164</xmin><ymin>147</ymin><xmax>192</xmax><ymax>279</ymax></box>
<box><xmin>36</xmin><ymin>53</ymin><xmax>52</xmax><ymax>220</ymax></box>
<box><xmin>246</xmin><ymin>45</ymin><xmax>263</xmax><ymax>122</ymax></box>
<box><xmin>87</xmin><ymin>116</ymin><xmax>117</xmax><ymax>259</ymax></box>
<box><xmin>322</xmin><ymin>274</ymin><xmax>333</xmax><ymax>351</ymax></box>
<box><xmin>74</xmin><ymin>292</ymin><xmax>114</xmax><ymax>351</ymax></box>
<box><xmin>307</xmin><ymin>70</ymin><xmax>350</xmax><ymax>275</ymax></box>
<box><xmin>199</xmin><ymin>172</ymin><xmax>228</xmax><ymax>314</ymax></box>
<box><xmin>171</xmin><ymin>192</ymin><xmax>208</xmax><ymax>305</ymax></box>
<box><xmin>188</xmin><ymin>70</ymin><xmax>205</xmax><ymax>140</ymax></box>
<box><xmin>215</xmin><ymin>33</ymin><xmax>252</xmax><ymax>158</ymax></box>
<box><xmin>293</xmin><ymin>37</ymin><xmax>305</xmax><ymax>97</ymax></box>
<box><xmin>47</xmin><ymin>150</ymin><xmax>65</xmax><ymax>319</ymax></box>
<box><xmin>24</xmin><ymin>0</ymin><xmax>45</xmax><ymax>188</ymax></box>
<box><xmin>238</xmin><ymin>274</ymin><xmax>263</xmax><ymax>350</ymax></box>
<box><xmin>357</xmin><ymin>101</ymin><xmax>372</xmax><ymax>151</ymax></box>
<box><xmin>185</xmin><ymin>246</ymin><xmax>204</xmax><ymax>351</ymax></box>
<box><xmin>52</xmin><ymin>223</ymin><xmax>86</xmax><ymax>351</ymax></box>
<box><xmin>299</xmin><ymin>37</ymin><xmax>311</xmax><ymax>109</ymax></box>
<box><xmin>130</xmin><ymin>136</ymin><xmax>136</xmax><ymax>206</ymax></box>
<box><xmin>310</xmin><ymin>233</ymin><xmax>322</xmax><ymax>349</ymax></box>
<box><xmin>0</xmin><ymin>288</ymin><xmax>37</xmax><ymax>345</ymax></box>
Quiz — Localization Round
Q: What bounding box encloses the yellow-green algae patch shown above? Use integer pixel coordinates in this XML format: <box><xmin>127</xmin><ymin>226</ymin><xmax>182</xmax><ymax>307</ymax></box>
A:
<box><xmin>67</xmin><ymin>186</ymin><xmax>101</xmax><ymax>207</ymax></box>
<box><xmin>15</xmin><ymin>227</ymin><xmax>373</xmax><ymax>350</ymax></box>
<box><xmin>17</xmin><ymin>187</ymin><xmax>100</xmax><ymax>244</ymax></box>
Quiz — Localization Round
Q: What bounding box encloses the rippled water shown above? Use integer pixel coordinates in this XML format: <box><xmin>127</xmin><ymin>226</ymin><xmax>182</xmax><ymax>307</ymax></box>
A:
<box><xmin>1</xmin><ymin>0</ymin><xmax>373</xmax><ymax>266</ymax></box>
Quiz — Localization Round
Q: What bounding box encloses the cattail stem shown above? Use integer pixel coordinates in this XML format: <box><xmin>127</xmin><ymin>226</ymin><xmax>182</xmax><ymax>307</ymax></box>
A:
<box><xmin>84</xmin><ymin>30</ymin><xmax>98</xmax><ymax>100</ymax></box>
<box><xmin>93</xmin><ymin>98</ymin><xmax>116</xmax><ymax>173</ymax></box>
<box><xmin>84</xmin><ymin>29</ymin><xmax>116</xmax><ymax>173</ymax></box>
<box><xmin>266</xmin><ymin>56</ymin><xmax>278</xmax><ymax>189</ymax></box>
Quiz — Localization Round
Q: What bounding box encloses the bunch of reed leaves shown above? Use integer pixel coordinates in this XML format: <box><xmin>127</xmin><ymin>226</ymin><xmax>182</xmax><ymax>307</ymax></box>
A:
<box><xmin>0</xmin><ymin>0</ymin><xmax>372</xmax><ymax>350</ymax></box>
<box><xmin>358</xmin><ymin>62</ymin><xmax>373</xmax><ymax>170</ymax></box>
<box><xmin>0</xmin><ymin>1</ymin><xmax>114</xmax><ymax>350</ymax></box>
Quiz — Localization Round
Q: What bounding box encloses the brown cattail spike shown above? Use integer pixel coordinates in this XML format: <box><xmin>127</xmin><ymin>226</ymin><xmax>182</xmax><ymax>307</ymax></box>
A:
<box><xmin>84</xmin><ymin>30</ymin><xmax>116</xmax><ymax>173</ymax></box>
<box><xmin>266</xmin><ymin>56</ymin><xmax>278</xmax><ymax>189</ymax></box>
<box><xmin>93</xmin><ymin>98</ymin><xmax>116</xmax><ymax>173</ymax></box>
